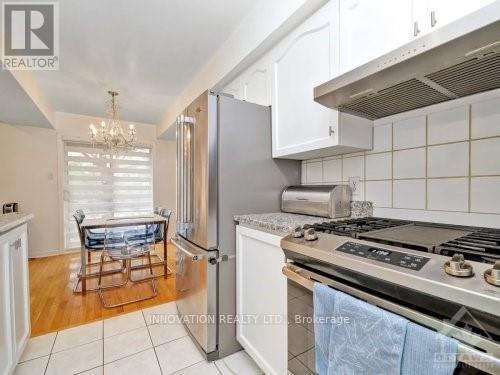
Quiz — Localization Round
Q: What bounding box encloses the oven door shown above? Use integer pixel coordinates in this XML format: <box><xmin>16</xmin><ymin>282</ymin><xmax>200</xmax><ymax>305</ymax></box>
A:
<box><xmin>283</xmin><ymin>263</ymin><xmax>500</xmax><ymax>375</ymax></box>
<box><xmin>173</xmin><ymin>235</ymin><xmax>217</xmax><ymax>355</ymax></box>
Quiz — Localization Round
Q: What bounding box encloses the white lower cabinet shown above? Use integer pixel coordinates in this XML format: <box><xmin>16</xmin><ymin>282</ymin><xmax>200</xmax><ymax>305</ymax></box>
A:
<box><xmin>0</xmin><ymin>224</ymin><xmax>30</xmax><ymax>375</ymax></box>
<box><xmin>236</xmin><ymin>225</ymin><xmax>287</xmax><ymax>375</ymax></box>
<box><xmin>0</xmin><ymin>242</ymin><xmax>13</xmax><ymax>375</ymax></box>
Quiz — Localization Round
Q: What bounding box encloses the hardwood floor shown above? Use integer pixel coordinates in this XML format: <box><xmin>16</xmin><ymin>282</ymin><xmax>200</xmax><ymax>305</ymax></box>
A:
<box><xmin>29</xmin><ymin>244</ymin><xmax>177</xmax><ymax>337</ymax></box>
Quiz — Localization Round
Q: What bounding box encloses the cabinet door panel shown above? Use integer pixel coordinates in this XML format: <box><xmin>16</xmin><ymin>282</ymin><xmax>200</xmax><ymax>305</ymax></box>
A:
<box><xmin>10</xmin><ymin>230</ymin><xmax>30</xmax><ymax>361</ymax></box>
<box><xmin>427</xmin><ymin>0</ymin><xmax>496</xmax><ymax>31</ymax></box>
<box><xmin>236</xmin><ymin>226</ymin><xmax>287</xmax><ymax>375</ymax></box>
<box><xmin>272</xmin><ymin>1</ymin><xmax>339</xmax><ymax>158</ymax></box>
<box><xmin>0</xmin><ymin>242</ymin><xmax>13</xmax><ymax>375</ymax></box>
<box><xmin>340</xmin><ymin>0</ymin><xmax>412</xmax><ymax>73</ymax></box>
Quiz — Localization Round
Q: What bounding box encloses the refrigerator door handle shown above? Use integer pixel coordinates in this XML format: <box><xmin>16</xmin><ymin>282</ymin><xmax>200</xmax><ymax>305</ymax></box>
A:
<box><xmin>176</xmin><ymin>115</ymin><xmax>195</xmax><ymax>232</ymax></box>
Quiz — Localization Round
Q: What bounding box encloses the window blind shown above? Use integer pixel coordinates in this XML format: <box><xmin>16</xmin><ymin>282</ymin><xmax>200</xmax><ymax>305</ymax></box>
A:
<box><xmin>63</xmin><ymin>141</ymin><xmax>153</xmax><ymax>249</ymax></box>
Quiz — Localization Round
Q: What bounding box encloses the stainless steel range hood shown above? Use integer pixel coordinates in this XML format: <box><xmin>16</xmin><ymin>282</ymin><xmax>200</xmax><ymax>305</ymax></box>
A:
<box><xmin>314</xmin><ymin>3</ymin><xmax>500</xmax><ymax>120</ymax></box>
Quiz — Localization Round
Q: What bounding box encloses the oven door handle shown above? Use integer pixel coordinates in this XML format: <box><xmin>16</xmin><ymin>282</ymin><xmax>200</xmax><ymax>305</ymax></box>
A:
<box><xmin>172</xmin><ymin>236</ymin><xmax>207</xmax><ymax>261</ymax></box>
<box><xmin>282</xmin><ymin>264</ymin><xmax>500</xmax><ymax>375</ymax></box>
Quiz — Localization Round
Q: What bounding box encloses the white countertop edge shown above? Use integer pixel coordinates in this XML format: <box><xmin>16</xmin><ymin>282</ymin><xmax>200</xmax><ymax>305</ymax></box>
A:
<box><xmin>0</xmin><ymin>213</ymin><xmax>34</xmax><ymax>235</ymax></box>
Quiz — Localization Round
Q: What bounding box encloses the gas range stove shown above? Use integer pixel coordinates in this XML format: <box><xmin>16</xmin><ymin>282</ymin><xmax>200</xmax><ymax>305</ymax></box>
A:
<box><xmin>302</xmin><ymin>217</ymin><xmax>500</xmax><ymax>264</ymax></box>
<box><xmin>281</xmin><ymin>217</ymin><xmax>500</xmax><ymax>353</ymax></box>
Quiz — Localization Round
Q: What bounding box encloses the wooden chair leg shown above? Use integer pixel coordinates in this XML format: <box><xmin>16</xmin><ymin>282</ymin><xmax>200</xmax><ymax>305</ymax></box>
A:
<box><xmin>87</xmin><ymin>251</ymin><xmax>91</xmax><ymax>263</ymax></box>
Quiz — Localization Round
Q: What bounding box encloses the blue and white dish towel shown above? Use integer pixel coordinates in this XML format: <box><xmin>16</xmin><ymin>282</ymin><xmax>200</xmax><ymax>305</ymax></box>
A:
<box><xmin>313</xmin><ymin>282</ymin><xmax>458</xmax><ymax>375</ymax></box>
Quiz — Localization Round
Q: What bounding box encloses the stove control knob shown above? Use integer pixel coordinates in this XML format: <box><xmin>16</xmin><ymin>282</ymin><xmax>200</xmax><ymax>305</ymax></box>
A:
<box><xmin>444</xmin><ymin>253</ymin><xmax>474</xmax><ymax>277</ymax></box>
<box><xmin>304</xmin><ymin>228</ymin><xmax>318</xmax><ymax>241</ymax></box>
<box><xmin>484</xmin><ymin>261</ymin><xmax>500</xmax><ymax>287</ymax></box>
<box><xmin>292</xmin><ymin>225</ymin><xmax>304</xmax><ymax>238</ymax></box>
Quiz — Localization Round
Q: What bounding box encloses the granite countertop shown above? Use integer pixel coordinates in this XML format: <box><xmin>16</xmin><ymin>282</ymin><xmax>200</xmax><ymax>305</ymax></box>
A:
<box><xmin>234</xmin><ymin>212</ymin><xmax>323</xmax><ymax>234</ymax></box>
<box><xmin>234</xmin><ymin>201</ymin><xmax>373</xmax><ymax>235</ymax></box>
<box><xmin>0</xmin><ymin>213</ymin><xmax>34</xmax><ymax>235</ymax></box>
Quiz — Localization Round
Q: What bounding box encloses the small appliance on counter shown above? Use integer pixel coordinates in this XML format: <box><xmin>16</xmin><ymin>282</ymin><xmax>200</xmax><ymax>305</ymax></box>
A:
<box><xmin>3</xmin><ymin>202</ymin><xmax>18</xmax><ymax>214</ymax></box>
<box><xmin>281</xmin><ymin>185</ymin><xmax>351</xmax><ymax>218</ymax></box>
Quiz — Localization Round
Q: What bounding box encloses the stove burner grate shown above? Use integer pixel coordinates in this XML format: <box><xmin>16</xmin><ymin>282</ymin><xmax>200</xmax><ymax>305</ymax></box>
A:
<box><xmin>436</xmin><ymin>227</ymin><xmax>500</xmax><ymax>263</ymax></box>
<box><xmin>304</xmin><ymin>217</ymin><xmax>410</xmax><ymax>237</ymax></box>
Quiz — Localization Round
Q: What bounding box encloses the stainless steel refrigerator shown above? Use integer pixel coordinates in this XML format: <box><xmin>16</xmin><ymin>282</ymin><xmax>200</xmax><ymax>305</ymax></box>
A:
<box><xmin>172</xmin><ymin>91</ymin><xmax>300</xmax><ymax>360</ymax></box>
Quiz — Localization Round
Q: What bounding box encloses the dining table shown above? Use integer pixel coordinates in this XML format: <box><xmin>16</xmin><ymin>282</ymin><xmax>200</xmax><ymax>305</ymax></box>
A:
<box><xmin>78</xmin><ymin>214</ymin><xmax>169</xmax><ymax>294</ymax></box>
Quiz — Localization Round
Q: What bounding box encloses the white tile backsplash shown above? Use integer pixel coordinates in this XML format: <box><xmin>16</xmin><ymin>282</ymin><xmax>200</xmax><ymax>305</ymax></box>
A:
<box><xmin>366</xmin><ymin>181</ymin><xmax>392</xmax><ymax>207</ymax></box>
<box><xmin>427</xmin><ymin>142</ymin><xmax>469</xmax><ymax>178</ymax></box>
<box><xmin>428</xmin><ymin>105</ymin><xmax>469</xmax><ymax>145</ymax></box>
<box><xmin>342</xmin><ymin>155</ymin><xmax>364</xmax><ymax>182</ymax></box>
<box><xmin>471</xmin><ymin>138</ymin><xmax>500</xmax><ymax>176</ymax></box>
<box><xmin>365</xmin><ymin>153</ymin><xmax>391</xmax><ymax>180</ymax></box>
<box><xmin>300</xmin><ymin>91</ymin><xmax>500</xmax><ymax>221</ymax></box>
<box><xmin>306</xmin><ymin>161</ymin><xmax>322</xmax><ymax>183</ymax></box>
<box><xmin>471</xmin><ymin>177</ymin><xmax>500</xmax><ymax>214</ymax></box>
<box><xmin>471</xmin><ymin>97</ymin><xmax>500</xmax><ymax>139</ymax></box>
<box><xmin>393</xmin><ymin>115</ymin><xmax>426</xmax><ymax>149</ymax></box>
<box><xmin>393</xmin><ymin>180</ymin><xmax>426</xmax><ymax>209</ymax></box>
<box><xmin>393</xmin><ymin>148</ymin><xmax>426</xmax><ymax>179</ymax></box>
<box><xmin>323</xmin><ymin>158</ymin><xmax>342</xmax><ymax>182</ymax></box>
<box><xmin>301</xmin><ymin>162</ymin><xmax>307</xmax><ymax>184</ymax></box>
<box><xmin>368</xmin><ymin>123</ymin><xmax>392</xmax><ymax>153</ymax></box>
<box><xmin>427</xmin><ymin>178</ymin><xmax>468</xmax><ymax>212</ymax></box>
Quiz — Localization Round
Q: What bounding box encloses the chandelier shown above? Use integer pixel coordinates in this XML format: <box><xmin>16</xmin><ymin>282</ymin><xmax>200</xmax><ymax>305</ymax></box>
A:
<box><xmin>89</xmin><ymin>91</ymin><xmax>137</xmax><ymax>152</ymax></box>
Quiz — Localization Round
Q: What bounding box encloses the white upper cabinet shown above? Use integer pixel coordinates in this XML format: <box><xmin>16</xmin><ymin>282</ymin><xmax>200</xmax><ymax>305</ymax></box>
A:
<box><xmin>272</xmin><ymin>1</ymin><xmax>341</xmax><ymax>159</ymax></box>
<box><xmin>339</xmin><ymin>0</ymin><xmax>413</xmax><ymax>73</ymax></box>
<box><xmin>415</xmin><ymin>0</ymin><xmax>497</xmax><ymax>36</ymax></box>
<box><xmin>241</xmin><ymin>57</ymin><xmax>271</xmax><ymax>106</ymax></box>
<box><xmin>270</xmin><ymin>0</ymin><xmax>372</xmax><ymax>159</ymax></box>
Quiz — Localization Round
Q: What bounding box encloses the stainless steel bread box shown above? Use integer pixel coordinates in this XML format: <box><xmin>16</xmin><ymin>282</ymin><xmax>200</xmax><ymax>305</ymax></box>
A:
<box><xmin>281</xmin><ymin>185</ymin><xmax>351</xmax><ymax>218</ymax></box>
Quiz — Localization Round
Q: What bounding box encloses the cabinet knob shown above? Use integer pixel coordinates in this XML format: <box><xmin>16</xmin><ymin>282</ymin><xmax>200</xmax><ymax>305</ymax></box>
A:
<box><xmin>329</xmin><ymin>126</ymin><xmax>335</xmax><ymax>136</ymax></box>
<box><xmin>413</xmin><ymin>21</ymin><xmax>421</xmax><ymax>37</ymax></box>
<box><xmin>431</xmin><ymin>11</ymin><xmax>437</xmax><ymax>28</ymax></box>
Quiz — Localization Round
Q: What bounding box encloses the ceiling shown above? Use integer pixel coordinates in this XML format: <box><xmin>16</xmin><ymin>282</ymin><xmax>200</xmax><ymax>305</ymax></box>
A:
<box><xmin>0</xmin><ymin>71</ymin><xmax>52</xmax><ymax>128</ymax></box>
<box><xmin>32</xmin><ymin>0</ymin><xmax>258</xmax><ymax>125</ymax></box>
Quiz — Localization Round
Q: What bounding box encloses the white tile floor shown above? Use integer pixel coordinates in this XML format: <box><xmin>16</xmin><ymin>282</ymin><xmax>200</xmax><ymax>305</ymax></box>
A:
<box><xmin>15</xmin><ymin>302</ymin><xmax>263</xmax><ymax>375</ymax></box>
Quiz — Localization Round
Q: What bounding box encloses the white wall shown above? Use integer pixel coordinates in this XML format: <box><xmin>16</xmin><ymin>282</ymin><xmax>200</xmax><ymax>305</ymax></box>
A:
<box><xmin>301</xmin><ymin>89</ymin><xmax>500</xmax><ymax>228</ymax></box>
<box><xmin>0</xmin><ymin>124</ymin><xmax>60</xmax><ymax>256</ymax></box>
<box><xmin>0</xmin><ymin>113</ymin><xmax>176</xmax><ymax>257</ymax></box>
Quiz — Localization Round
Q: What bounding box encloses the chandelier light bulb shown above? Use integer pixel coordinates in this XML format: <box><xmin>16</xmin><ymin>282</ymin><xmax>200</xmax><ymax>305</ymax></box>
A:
<box><xmin>88</xmin><ymin>91</ymin><xmax>137</xmax><ymax>152</ymax></box>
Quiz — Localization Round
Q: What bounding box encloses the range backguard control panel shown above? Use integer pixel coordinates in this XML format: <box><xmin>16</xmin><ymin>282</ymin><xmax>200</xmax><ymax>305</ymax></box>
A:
<box><xmin>336</xmin><ymin>242</ymin><xmax>430</xmax><ymax>271</ymax></box>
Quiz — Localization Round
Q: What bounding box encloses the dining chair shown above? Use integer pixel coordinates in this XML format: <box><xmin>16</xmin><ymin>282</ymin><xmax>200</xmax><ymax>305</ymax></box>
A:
<box><xmin>155</xmin><ymin>208</ymin><xmax>172</xmax><ymax>243</ymax></box>
<box><xmin>97</xmin><ymin>221</ymin><xmax>157</xmax><ymax>308</ymax></box>
<box><xmin>72</xmin><ymin>209</ymin><xmax>125</xmax><ymax>293</ymax></box>
<box><xmin>74</xmin><ymin>209</ymin><xmax>102</xmax><ymax>262</ymax></box>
